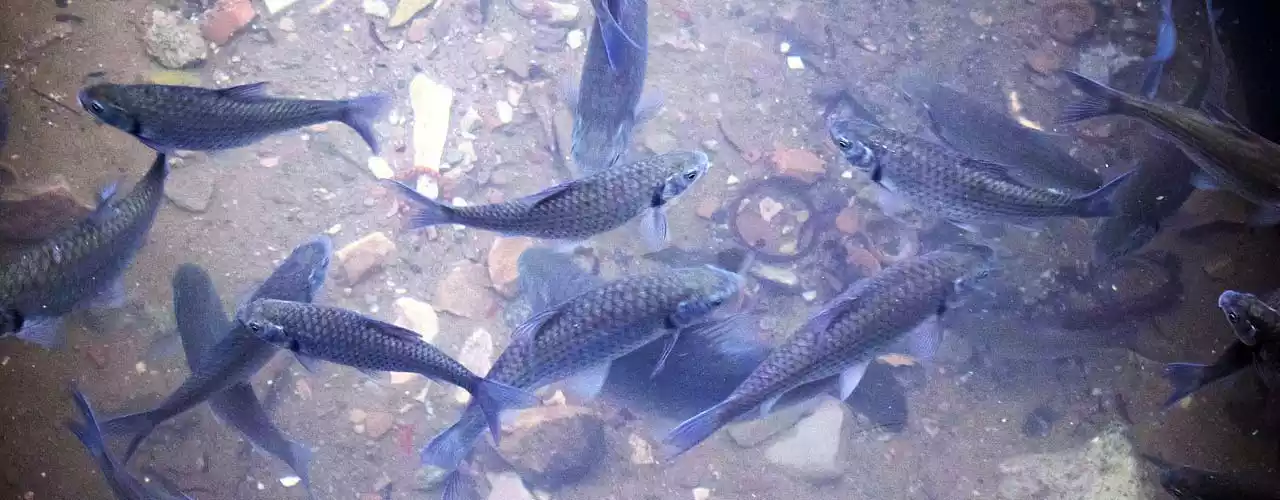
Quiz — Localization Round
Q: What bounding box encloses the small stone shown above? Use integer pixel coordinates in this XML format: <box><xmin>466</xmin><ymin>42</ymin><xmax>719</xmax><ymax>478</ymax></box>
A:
<box><xmin>335</xmin><ymin>232</ymin><xmax>397</xmax><ymax>285</ymax></box>
<box><xmin>263</xmin><ymin>0</ymin><xmax>300</xmax><ymax>15</ymax></box>
<box><xmin>734</xmin><ymin>210</ymin><xmax>777</xmax><ymax>250</ymax></box>
<box><xmin>856</xmin><ymin>37</ymin><xmax>877</xmax><ymax>52</ymax></box>
<box><xmin>164</xmin><ymin>166</ymin><xmax>215</xmax><ymax>212</ymax></box>
<box><xmin>454</xmin><ymin>329</ymin><xmax>495</xmax><ymax>403</ymax></box>
<box><xmin>764</xmin><ymin>399</ymin><xmax>846</xmax><ymax>482</ymax></box>
<box><xmin>277</xmin><ymin>17</ymin><xmax>295</xmax><ymax>32</ymax></box>
<box><xmin>435</xmin><ymin>262</ymin><xmax>496</xmax><ymax>319</ymax></box>
<box><xmin>726</xmin><ymin>397</ymin><xmax>820</xmax><ymax>448</ymax></box>
<box><xmin>643</xmin><ymin>131</ymin><xmax>678</xmax><ymax>154</ymax></box>
<box><xmin>487</xmin><ymin>472</ymin><xmax>537</xmax><ymax>500</ymax></box>
<box><xmin>279</xmin><ymin>476</ymin><xmax>302</xmax><ymax>487</ymax></box>
<box><xmin>695</xmin><ymin>196</ymin><xmax>720</xmax><ymax>220</ymax></box>
<box><xmin>834</xmin><ymin>207</ymin><xmax>862</xmax><ymax>234</ymax></box>
<box><xmin>758</xmin><ymin>197</ymin><xmax>784</xmax><ymax>222</ymax></box>
<box><xmin>1026</xmin><ymin>43</ymin><xmax>1065</xmax><ymax>75</ymax></box>
<box><xmin>202</xmin><ymin>0</ymin><xmax>257</xmax><ymax>45</ymax></box>
<box><xmin>750</xmin><ymin>264</ymin><xmax>800</xmax><ymax>289</ymax></box>
<box><xmin>628</xmin><ymin>434</ymin><xmax>656</xmax><ymax>465</ymax></box>
<box><xmin>405</xmin><ymin>18</ymin><xmax>430</xmax><ymax>43</ymax></box>
<box><xmin>349</xmin><ymin>408</ymin><xmax>368</xmax><ymax>424</ymax></box>
<box><xmin>511</xmin><ymin>0</ymin><xmax>579</xmax><ymax>25</ymax></box>
<box><xmin>363</xmin><ymin>0</ymin><xmax>390</xmax><ymax>18</ymax></box>
<box><xmin>388</xmin><ymin>0</ymin><xmax>437</xmax><ymax>27</ymax></box>
<box><xmin>416</xmin><ymin>466</ymin><xmax>450</xmax><ymax>490</ymax></box>
<box><xmin>393</xmin><ymin>297</ymin><xmax>438</xmax><ymax>341</ymax></box>
<box><xmin>135</xmin><ymin>361</ymin><xmax>147</xmax><ymax>374</ymax></box>
<box><xmin>1042</xmin><ymin>0</ymin><xmax>1096</xmax><ymax>44</ymax></box>
<box><xmin>498</xmin><ymin>408</ymin><xmax>606</xmax><ymax>489</ymax></box>
<box><xmin>488</xmin><ymin>237</ymin><xmax>535</xmax><ymax>297</ymax></box>
<box><xmin>367</xmin><ymin>157</ymin><xmax>393</xmax><ymax>179</ymax></box>
<box><xmin>771</xmin><ymin>146</ymin><xmax>826</xmax><ymax>183</ymax></box>
<box><xmin>692</xmin><ymin>487</ymin><xmax>711</xmax><ymax>500</ymax></box>
<box><xmin>145</xmin><ymin>10</ymin><xmax>208</xmax><ymax>69</ymax></box>
<box><xmin>496</xmin><ymin>101</ymin><xmax>514</xmax><ymax>124</ymax></box>
<box><xmin>969</xmin><ymin>9</ymin><xmax>993</xmax><ymax>27</ymax></box>
<box><xmin>365</xmin><ymin>411</ymin><xmax>394</xmax><ymax>439</ymax></box>
<box><xmin>483</xmin><ymin>39</ymin><xmax>506</xmax><ymax>59</ymax></box>
<box><xmin>996</xmin><ymin>424</ymin><xmax>1152</xmax><ymax>499</ymax></box>
<box><xmin>567</xmin><ymin>29</ymin><xmax>584</xmax><ymax>49</ymax></box>
<box><xmin>410</xmin><ymin>74</ymin><xmax>454</xmax><ymax>174</ymax></box>
<box><xmin>502</xmin><ymin>48</ymin><xmax>532</xmax><ymax>79</ymax></box>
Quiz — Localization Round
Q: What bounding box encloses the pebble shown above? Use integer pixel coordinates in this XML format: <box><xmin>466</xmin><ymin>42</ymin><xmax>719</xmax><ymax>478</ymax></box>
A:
<box><xmin>349</xmin><ymin>408</ymin><xmax>368</xmax><ymax>424</ymax></box>
<box><xmin>628</xmin><ymin>434</ymin><xmax>656</xmax><ymax>465</ymax></box>
<box><xmin>277</xmin><ymin>17</ymin><xmax>295</xmax><ymax>32</ymax></box>
<box><xmin>692</xmin><ymin>487</ymin><xmax>711</xmax><ymax>500</ymax></box>
<box><xmin>694</xmin><ymin>196</ymin><xmax>720</xmax><ymax>220</ymax></box>
<box><xmin>486</xmin><ymin>472</ymin><xmax>537</xmax><ymax>500</ymax></box>
<box><xmin>750</xmin><ymin>264</ymin><xmax>800</xmax><ymax>289</ymax></box>
<box><xmin>496</xmin><ymin>101</ymin><xmax>514</xmax><ymax>124</ymax></box>
<box><xmin>334</xmin><ymin>232</ymin><xmax>397</xmax><ymax>285</ymax></box>
<box><xmin>1027</xmin><ymin>42</ymin><xmax>1066</xmax><ymax>75</ymax></box>
<box><xmin>567</xmin><ymin>30</ymin><xmax>584</xmax><ymax>49</ymax></box>
<box><xmin>758</xmin><ymin>197</ymin><xmax>784</xmax><ymax>222</ymax></box>
<box><xmin>969</xmin><ymin>9</ymin><xmax>994</xmax><ymax>27</ymax></box>
<box><xmin>488</xmin><ymin>236</ymin><xmax>535</xmax><ymax>297</ymax></box>
<box><xmin>406</xmin><ymin>18</ymin><xmax>431</xmax><ymax>43</ymax></box>
<box><xmin>834</xmin><ymin>207</ymin><xmax>863</xmax><ymax>234</ymax></box>
<box><xmin>362</xmin><ymin>0</ymin><xmax>390</xmax><ymax>17</ymax></box>
<box><xmin>502</xmin><ymin>47</ymin><xmax>532</xmax><ymax>79</ymax></box>
<box><xmin>164</xmin><ymin>166</ymin><xmax>215</xmax><ymax>213</ymax></box>
<box><xmin>365</xmin><ymin>411</ymin><xmax>394</xmax><ymax>439</ymax></box>
<box><xmin>498</xmin><ymin>408</ymin><xmax>606</xmax><ymax>489</ymax></box>
<box><xmin>388</xmin><ymin>0</ymin><xmax>435</xmax><ymax>27</ymax></box>
<box><xmin>643</xmin><ymin>131</ymin><xmax>678</xmax><ymax>154</ymax></box>
<box><xmin>726</xmin><ymin>397</ymin><xmax>820</xmax><ymax>448</ymax></box>
<box><xmin>1043</xmin><ymin>0</ymin><xmax>1096</xmax><ymax>44</ymax></box>
<box><xmin>435</xmin><ymin>262</ymin><xmax>496</xmax><ymax>319</ymax></box>
<box><xmin>262</xmin><ymin>0</ymin><xmax>300</xmax><ymax>14</ymax></box>
<box><xmin>510</xmin><ymin>0</ymin><xmax>580</xmax><ymax>25</ymax></box>
<box><xmin>366</xmin><ymin>157</ymin><xmax>393</xmax><ymax>179</ymax></box>
<box><xmin>144</xmin><ymin>10</ymin><xmax>208</xmax><ymax>69</ymax></box>
<box><xmin>279</xmin><ymin>476</ymin><xmax>301</xmax><ymax>487</ymax></box>
<box><xmin>410</xmin><ymin>74</ymin><xmax>454</xmax><ymax>174</ymax></box>
<box><xmin>771</xmin><ymin>146</ymin><xmax>826</xmax><ymax>183</ymax></box>
<box><xmin>202</xmin><ymin>0</ymin><xmax>257</xmax><ymax>45</ymax></box>
<box><xmin>454</xmin><ymin>329</ymin><xmax>495</xmax><ymax>403</ymax></box>
<box><xmin>996</xmin><ymin>424</ymin><xmax>1151</xmax><ymax>499</ymax></box>
<box><xmin>764</xmin><ymin>399</ymin><xmax>846</xmax><ymax>482</ymax></box>
<box><xmin>392</xmin><ymin>297</ymin><xmax>438</xmax><ymax>341</ymax></box>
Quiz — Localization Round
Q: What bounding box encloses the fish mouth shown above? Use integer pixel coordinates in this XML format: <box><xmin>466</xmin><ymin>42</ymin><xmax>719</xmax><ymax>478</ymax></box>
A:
<box><xmin>75</xmin><ymin>89</ymin><xmax>91</xmax><ymax>111</ymax></box>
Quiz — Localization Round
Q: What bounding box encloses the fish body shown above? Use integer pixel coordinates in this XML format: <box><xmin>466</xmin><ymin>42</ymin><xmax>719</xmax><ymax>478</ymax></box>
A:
<box><xmin>171</xmin><ymin>264</ymin><xmax>313</xmax><ymax>493</ymax></box>
<box><xmin>103</xmin><ymin>235</ymin><xmax>332</xmax><ymax>462</ymax></box>
<box><xmin>663</xmin><ymin>244</ymin><xmax>993</xmax><ymax>456</ymax></box>
<box><xmin>900</xmin><ymin>79</ymin><xmax>1103</xmax><ymax>192</ymax></box>
<box><xmin>1145</xmin><ymin>454</ymin><xmax>1280</xmax><ymax>500</ymax></box>
<box><xmin>571</xmin><ymin>0</ymin><xmax>654</xmax><ymax>174</ymax></box>
<box><xmin>1140</xmin><ymin>0</ymin><xmax>1177</xmax><ymax>98</ymax></box>
<box><xmin>829</xmin><ymin>118</ymin><xmax>1131</xmax><ymax>228</ymax></box>
<box><xmin>389</xmin><ymin>150</ymin><xmax>707</xmax><ymax>245</ymax></box>
<box><xmin>1060</xmin><ymin>71</ymin><xmax>1280</xmax><ymax>222</ymax></box>
<box><xmin>66</xmin><ymin>389</ymin><xmax>192</xmax><ymax>500</ymax></box>
<box><xmin>422</xmin><ymin>264</ymin><xmax>743</xmax><ymax>472</ymax></box>
<box><xmin>0</xmin><ymin>153</ymin><xmax>168</xmax><ymax>348</ymax></box>
<box><xmin>1163</xmin><ymin>290</ymin><xmax>1280</xmax><ymax>406</ymax></box>
<box><xmin>78</xmin><ymin>82</ymin><xmax>387</xmax><ymax>154</ymax></box>
<box><xmin>238</xmin><ymin>299</ymin><xmax>538</xmax><ymax>442</ymax></box>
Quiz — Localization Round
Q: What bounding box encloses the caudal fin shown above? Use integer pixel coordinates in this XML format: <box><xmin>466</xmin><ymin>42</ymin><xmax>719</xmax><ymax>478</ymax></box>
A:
<box><xmin>383</xmin><ymin>179</ymin><xmax>457</xmax><ymax>229</ymax></box>
<box><xmin>66</xmin><ymin>388</ymin><xmax>110</xmax><ymax>463</ymax></box>
<box><xmin>1072</xmin><ymin>170</ymin><xmax>1135</xmax><ymax>217</ymax></box>
<box><xmin>420</xmin><ymin>409</ymin><xmax>486</xmax><ymax>469</ymax></box>
<box><xmin>1162</xmin><ymin>362</ymin><xmax>1207</xmax><ymax>408</ymax></box>
<box><xmin>471</xmin><ymin>379</ymin><xmax>540</xmax><ymax>445</ymax></box>
<box><xmin>662</xmin><ymin>400</ymin><xmax>734</xmax><ymax>458</ymax></box>
<box><xmin>101</xmin><ymin>411</ymin><xmax>159</xmax><ymax>463</ymax></box>
<box><xmin>341</xmin><ymin>94</ymin><xmax>390</xmax><ymax>155</ymax></box>
<box><xmin>1059</xmin><ymin>71</ymin><xmax>1130</xmax><ymax>124</ymax></box>
<box><xmin>441</xmin><ymin>470</ymin><xmax>479</xmax><ymax>500</ymax></box>
<box><xmin>286</xmin><ymin>441</ymin><xmax>314</xmax><ymax>494</ymax></box>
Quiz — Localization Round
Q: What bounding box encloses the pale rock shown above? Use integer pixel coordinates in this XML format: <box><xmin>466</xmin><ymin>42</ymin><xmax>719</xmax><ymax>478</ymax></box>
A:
<box><xmin>389</xmin><ymin>0</ymin><xmax>436</xmax><ymax>27</ymax></box>
<box><xmin>163</xmin><ymin>165</ymin><xmax>215</xmax><ymax>212</ymax></box>
<box><xmin>367</xmin><ymin>157</ymin><xmax>394</xmax><ymax>179</ymax></box>
<box><xmin>363</xmin><ymin>0</ymin><xmax>391</xmax><ymax>18</ymax></box>
<box><xmin>628</xmin><ymin>433</ymin><xmax>656</xmax><ymax>465</ymax></box>
<box><xmin>487</xmin><ymin>237</ymin><xmax>535</xmax><ymax>297</ymax></box>
<box><xmin>263</xmin><ymin>0</ymin><xmax>300</xmax><ymax>14</ymax></box>
<box><xmin>410</xmin><ymin>74</ymin><xmax>454</xmax><ymax>174</ymax></box>
<box><xmin>764</xmin><ymin>398</ymin><xmax>846</xmax><ymax>482</ymax></box>
<box><xmin>487</xmin><ymin>472</ymin><xmax>536</xmax><ymax>500</ymax></box>
<box><xmin>335</xmin><ymin>232</ymin><xmax>397</xmax><ymax>285</ymax></box>
<box><xmin>567</xmin><ymin>30</ymin><xmax>584</xmax><ymax>49</ymax></box>
<box><xmin>750</xmin><ymin>264</ymin><xmax>800</xmax><ymax>289</ymax></box>
<box><xmin>692</xmin><ymin>487</ymin><xmax>711</xmax><ymax>500</ymax></box>
<box><xmin>349</xmin><ymin>408</ymin><xmax>368</xmax><ymax>423</ymax></box>
<box><xmin>435</xmin><ymin>262</ymin><xmax>496</xmax><ymax>319</ymax></box>
<box><xmin>454</xmin><ymin>329</ymin><xmax>495</xmax><ymax>403</ymax></box>
<box><xmin>758</xmin><ymin>197</ymin><xmax>784</xmax><ymax>222</ymax></box>
<box><xmin>144</xmin><ymin>10</ymin><xmax>208</xmax><ymax>69</ymax></box>
<box><xmin>496</xmin><ymin>101</ymin><xmax>514</xmax><ymax>124</ymax></box>
<box><xmin>392</xmin><ymin>297</ymin><xmax>439</xmax><ymax>341</ymax></box>
<box><xmin>996</xmin><ymin>424</ymin><xmax>1153</xmax><ymax>499</ymax></box>
<box><xmin>497</xmin><ymin>407</ymin><xmax>605</xmax><ymax>489</ymax></box>
<box><xmin>726</xmin><ymin>396</ymin><xmax>823</xmax><ymax>448</ymax></box>
<box><xmin>365</xmin><ymin>411</ymin><xmax>394</xmax><ymax>438</ymax></box>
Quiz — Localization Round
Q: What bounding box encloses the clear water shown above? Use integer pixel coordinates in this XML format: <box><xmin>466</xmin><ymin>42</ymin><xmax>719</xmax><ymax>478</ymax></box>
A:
<box><xmin>0</xmin><ymin>0</ymin><xmax>1277</xmax><ymax>498</ymax></box>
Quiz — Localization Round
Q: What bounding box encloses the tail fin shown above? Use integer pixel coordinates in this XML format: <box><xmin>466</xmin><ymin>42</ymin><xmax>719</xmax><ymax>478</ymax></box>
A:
<box><xmin>383</xmin><ymin>179</ymin><xmax>457</xmax><ymax>229</ymax></box>
<box><xmin>420</xmin><ymin>408</ymin><xmax>486</xmax><ymax>469</ymax></box>
<box><xmin>1162</xmin><ymin>362</ymin><xmax>1207</xmax><ymax>408</ymax></box>
<box><xmin>341</xmin><ymin>94</ymin><xmax>390</xmax><ymax>155</ymax></box>
<box><xmin>1059</xmin><ymin>71</ymin><xmax>1130</xmax><ymax>124</ymax></box>
<box><xmin>101</xmin><ymin>411</ymin><xmax>159</xmax><ymax>463</ymax></box>
<box><xmin>470</xmin><ymin>379</ymin><xmax>540</xmax><ymax>444</ymax></box>
<box><xmin>662</xmin><ymin>400</ymin><xmax>734</xmax><ymax>458</ymax></box>
<box><xmin>67</xmin><ymin>388</ymin><xmax>111</xmax><ymax>465</ymax></box>
<box><xmin>440</xmin><ymin>470</ymin><xmax>479</xmax><ymax>500</ymax></box>
<box><xmin>1072</xmin><ymin>170</ymin><xmax>1135</xmax><ymax>217</ymax></box>
<box><xmin>286</xmin><ymin>441</ymin><xmax>314</xmax><ymax>493</ymax></box>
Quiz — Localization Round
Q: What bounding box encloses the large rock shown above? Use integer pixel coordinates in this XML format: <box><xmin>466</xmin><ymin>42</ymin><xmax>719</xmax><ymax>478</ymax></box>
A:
<box><xmin>497</xmin><ymin>405</ymin><xmax>606</xmax><ymax>490</ymax></box>
<box><xmin>144</xmin><ymin>10</ymin><xmax>208</xmax><ymax>69</ymax></box>
<box><xmin>335</xmin><ymin>232</ymin><xmax>397</xmax><ymax>285</ymax></box>
<box><xmin>0</xmin><ymin>181</ymin><xmax>91</xmax><ymax>241</ymax></box>
<box><xmin>763</xmin><ymin>398</ymin><xmax>846</xmax><ymax>482</ymax></box>
<box><xmin>996</xmin><ymin>424</ymin><xmax>1154</xmax><ymax>499</ymax></box>
<box><xmin>452</xmin><ymin>328</ymin><xmax>494</xmax><ymax>403</ymax></box>
<box><xmin>487</xmin><ymin>237</ymin><xmax>534</xmax><ymax>297</ymax></box>
<box><xmin>435</xmin><ymin>261</ymin><xmax>495</xmax><ymax>318</ymax></box>
<box><xmin>164</xmin><ymin>165</ymin><xmax>215</xmax><ymax>212</ymax></box>
<box><xmin>201</xmin><ymin>0</ymin><xmax>256</xmax><ymax>45</ymax></box>
<box><xmin>485</xmin><ymin>472</ymin><xmax>536</xmax><ymax>500</ymax></box>
<box><xmin>726</xmin><ymin>396</ymin><xmax>822</xmax><ymax>448</ymax></box>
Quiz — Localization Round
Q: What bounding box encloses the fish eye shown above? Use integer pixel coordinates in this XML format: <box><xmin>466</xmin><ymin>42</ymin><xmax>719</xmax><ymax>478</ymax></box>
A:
<box><xmin>683</xmin><ymin>169</ymin><xmax>700</xmax><ymax>181</ymax></box>
<box><xmin>1227</xmin><ymin>312</ymin><xmax>1240</xmax><ymax>324</ymax></box>
<box><xmin>835</xmin><ymin>137</ymin><xmax>853</xmax><ymax>150</ymax></box>
<box><xmin>247</xmin><ymin>321</ymin><xmax>262</xmax><ymax>332</ymax></box>
<box><xmin>88</xmin><ymin>101</ymin><xmax>105</xmax><ymax>114</ymax></box>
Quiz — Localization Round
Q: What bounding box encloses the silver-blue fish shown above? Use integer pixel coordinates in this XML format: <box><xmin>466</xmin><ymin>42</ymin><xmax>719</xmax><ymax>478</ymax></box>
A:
<box><xmin>66</xmin><ymin>388</ymin><xmax>193</xmax><ymax>500</ymax></box>
<box><xmin>103</xmin><ymin>235</ymin><xmax>332</xmax><ymax>463</ymax></box>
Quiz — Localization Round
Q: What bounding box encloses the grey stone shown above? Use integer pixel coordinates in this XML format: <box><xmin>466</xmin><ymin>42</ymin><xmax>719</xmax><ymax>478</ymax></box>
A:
<box><xmin>764</xmin><ymin>398</ymin><xmax>846</xmax><ymax>482</ymax></box>
<box><xmin>642</xmin><ymin>130</ymin><xmax>678</xmax><ymax>154</ymax></box>
<box><xmin>996</xmin><ymin>424</ymin><xmax>1154</xmax><ymax>499</ymax></box>
<box><xmin>726</xmin><ymin>396</ymin><xmax>822</xmax><ymax>448</ymax></box>
<box><xmin>163</xmin><ymin>166</ymin><xmax>214</xmax><ymax>212</ymax></box>
<box><xmin>144</xmin><ymin>10</ymin><xmax>207</xmax><ymax>69</ymax></box>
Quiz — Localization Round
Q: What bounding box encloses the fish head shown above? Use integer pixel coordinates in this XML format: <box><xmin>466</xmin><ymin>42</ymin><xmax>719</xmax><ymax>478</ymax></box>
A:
<box><xmin>1218</xmin><ymin>290</ymin><xmax>1261</xmax><ymax>345</ymax></box>
<box><xmin>827</xmin><ymin>118</ymin><xmax>881</xmax><ymax>174</ymax></box>
<box><xmin>236</xmin><ymin>299</ymin><xmax>292</xmax><ymax>348</ymax></box>
<box><xmin>0</xmin><ymin>310</ymin><xmax>22</xmax><ymax>336</ymax></box>
<box><xmin>669</xmin><ymin>265</ymin><xmax>746</xmax><ymax>327</ymax></box>
<box><xmin>273</xmin><ymin>235</ymin><xmax>334</xmax><ymax>301</ymax></box>
<box><xmin>78</xmin><ymin>84</ymin><xmax>138</xmax><ymax>131</ymax></box>
<box><xmin>947</xmin><ymin>243</ymin><xmax>999</xmax><ymax>292</ymax></box>
<box><xmin>654</xmin><ymin>150</ymin><xmax>711</xmax><ymax>205</ymax></box>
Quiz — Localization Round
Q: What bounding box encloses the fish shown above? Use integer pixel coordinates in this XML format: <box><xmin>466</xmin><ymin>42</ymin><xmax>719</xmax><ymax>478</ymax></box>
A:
<box><xmin>1059</xmin><ymin>71</ymin><xmax>1280</xmax><ymax>226</ymax></box>
<box><xmin>65</xmin><ymin>388</ymin><xmax>193</xmax><ymax>500</ymax></box>
<box><xmin>78</xmin><ymin>82</ymin><xmax>388</xmax><ymax>154</ymax></box>
<box><xmin>1162</xmin><ymin>290</ymin><xmax>1280</xmax><ymax>407</ymax></box>
<box><xmin>421</xmin><ymin>264</ymin><xmax>744</xmax><ymax>472</ymax></box>
<box><xmin>663</xmin><ymin>244</ymin><xmax>994</xmax><ymax>456</ymax></box>
<box><xmin>237</xmin><ymin>299</ymin><xmax>540</xmax><ymax>443</ymax></box>
<box><xmin>0</xmin><ymin>153</ymin><xmax>168</xmax><ymax>348</ymax></box>
<box><xmin>0</xmin><ymin>76</ymin><xmax>9</xmax><ymax>154</ymax></box>
<box><xmin>387</xmin><ymin>150</ymin><xmax>708</xmax><ymax>247</ymax></box>
<box><xmin>1140</xmin><ymin>0</ymin><xmax>1177</xmax><ymax>98</ymax></box>
<box><xmin>899</xmin><ymin>79</ymin><xmax>1103</xmax><ymax>193</ymax></box>
<box><xmin>1143</xmin><ymin>454</ymin><xmax>1280</xmax><ymax>499</ymax></box>
<box><xmin>569</xmin><ymin>0</ymin><xmax>659</xmax><ymax>174</ymax></box>
<box><xmin>103</xmin><ymin>235</ymin><xmax>332</xmax><ymax>463</ymax></box>
<box><xmin>1185</xmin><ymin>0</ymin><xmax>1229</xmax><ymax>112</ymax></box>
<box><xmin>171</xmin><ymin>264</ymin><xmax>314</xmax><ymax>494</ymax></box>
<box><xmin>828</xmin><ymin>118</ymin><xmax>1132</xmax><ymax>230</ymax></box>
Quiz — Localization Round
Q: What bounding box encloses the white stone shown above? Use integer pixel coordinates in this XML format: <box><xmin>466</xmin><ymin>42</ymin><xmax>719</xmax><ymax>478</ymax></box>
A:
<box><xmin>454</xmin><ymin>329</ymin><xmax>495</xmax><ymax>403</ymax></box>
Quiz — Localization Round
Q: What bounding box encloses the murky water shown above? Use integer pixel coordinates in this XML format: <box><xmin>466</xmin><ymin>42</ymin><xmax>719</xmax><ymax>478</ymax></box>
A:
<box><xmin>2</xmin><ymin>0</ymin><xmax>1280</xmax><ymax>498</ymax></box>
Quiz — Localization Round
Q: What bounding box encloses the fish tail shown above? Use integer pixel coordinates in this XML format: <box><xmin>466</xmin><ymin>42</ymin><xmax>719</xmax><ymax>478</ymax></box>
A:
<box><xmin>383</xmin><ymin>179</ymin><xmax>458</xmax><ymax>228</ymax></box>
<box><xmin>341</xmin><ymin>93</ymin><xmax>390</xmax><ymax>154</ymax></box>
<box><xmin>286</xmin><ymin>441</ymin><xmax>314</xmax><ymax>492</ymax></box>
<box><xmin>663</xmin><ymin>399</ymin><xmax>736</xmax><ymax>457</ymax></box>
<box><xmin>1059</xmin><ymin>71</ymin><xmax>1131</xmax><ymax>124</ymax></box>
<box><xmin>1072</xmin><ymin>169</ymin><xmax>1135</xmax><ymax>217</ymax></box>
<box><xmin>101</xmin><ymin>411</ymin><xmax>160</xmax><ymax>463</ymax></box>
<box><xmin>420</xmin><ymin>408</ymin><xmax>485</xmax><ymax>469</ymax></box>
<box><xmin>470</xmin><ymin>378</ymin><xmax>539</xmax><ymax>444</ymax></box>
<box><xmin>441</xmin><ymin>470</ymin><xmax>479</xmax><ymax>500</ymax></box>
<box><xmin>590</xmin><ymin>0</ymin><xmax>642</xmax><ymax>71</ymax></box>
<box><xmin>66</xmin><ymin>388</ymin><xmax>111</xmax><ymax>465</ymax></box>
<box><xmin>1162</xmin><ymin>362</ymin><xmax>1207</xmax><ymax>408</ymax></box>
